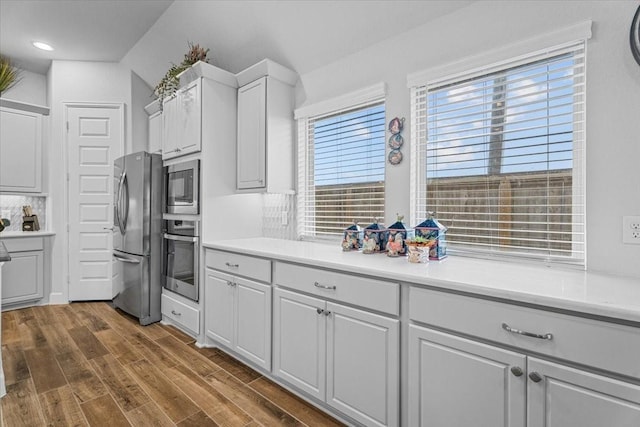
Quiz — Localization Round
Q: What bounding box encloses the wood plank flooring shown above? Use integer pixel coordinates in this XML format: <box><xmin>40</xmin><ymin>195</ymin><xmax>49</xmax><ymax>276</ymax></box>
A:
<box><xmin>1</xmin><ymin>302</ymin><xmax>345</xmax><ymax>427</ymax></box>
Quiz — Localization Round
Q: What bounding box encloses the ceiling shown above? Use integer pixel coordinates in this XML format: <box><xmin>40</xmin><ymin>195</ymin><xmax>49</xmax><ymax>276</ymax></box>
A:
<box><xmin>1</xmin><ymin>0</ymin><xmax>474</xmax><ymax>89</ymax></box>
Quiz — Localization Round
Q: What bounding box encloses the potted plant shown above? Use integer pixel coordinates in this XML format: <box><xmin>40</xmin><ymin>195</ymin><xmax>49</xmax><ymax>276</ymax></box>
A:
<box><xmin>0</xmin><ymin>55</ymin><xmax>21</xmax><ymax>95</ymax></box>
<box><xmin>154</xmin><ymin>42</ymin><xmax>210</xmax><ymax>107</ymax></box>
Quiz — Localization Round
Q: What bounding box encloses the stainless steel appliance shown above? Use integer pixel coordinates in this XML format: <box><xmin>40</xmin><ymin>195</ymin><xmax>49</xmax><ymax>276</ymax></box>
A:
<box><xmin>112</xmin><ymin>151</ymin><xmax>163</xmax><ymax>325</ymax></box>
<box><xmin>163</xmin><ymin>219</ymin><xmax>199</xmax><ymax>301</ymax></box>
<box><xmin>165</xmin><ymin>160</ymin><xmax>199</xmax><ymax>215</ymax></box>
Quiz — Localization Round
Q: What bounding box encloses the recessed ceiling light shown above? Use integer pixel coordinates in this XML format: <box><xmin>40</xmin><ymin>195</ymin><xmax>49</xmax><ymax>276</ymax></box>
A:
<box><xmin>32</xmin><ymin>41</ymin><xmax>54</xmax><ymax>51</ymax></box>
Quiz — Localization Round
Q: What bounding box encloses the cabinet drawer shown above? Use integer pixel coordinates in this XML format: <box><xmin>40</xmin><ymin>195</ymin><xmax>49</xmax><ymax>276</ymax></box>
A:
<box><xmin>409</xmin><ymin>287</ymin><xmax>640</xmax><ymax>379</ymax></box>
<box><xmin>3</xmin><ymin>237</ymin><xmax>43</xmax><ymax>252</ymax></box>
<box><xmin>205</xmin><ymin>249</ymin><xmax>271</xmax><ymax>283</ymax></box>
<box><xmin>275</xmin><ymin>262</ymin><xmax>399</xmax><ymax>316</ymax></box>
<box><xmin>162</xmin><ymin>293</ymin><xmax>199</xmax><ymax>335</ymax></box>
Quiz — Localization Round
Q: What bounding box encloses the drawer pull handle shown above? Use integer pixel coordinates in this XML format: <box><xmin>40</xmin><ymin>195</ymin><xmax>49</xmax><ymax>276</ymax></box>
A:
<box><xmin>171</xmin><ymin>310</ymin><xmax>182</xmax><ymax>316</ymax></box>
<box><xmin>225</xmin><ymin>262</ymin><xmax>239</xmax><ymax>268</ymax></box>
<box><xmin>314</xmin><ymin>282</ymin><xmax>336</xmax><ymax>290</ymax></box>
<box><xmin>529</xmin><ymin>372</ymin><xmax>543</xmax><ymax>383</ymax></box>
<box><xmin>510</xmin><ymin>366</ymin><xmax>524</xmax><ymax>377</ymax></box>
<box><xmin>502</xmin><ymin>323</ymin><xmax>553</xmax><ymax>341</ymax></box>
<box><xmin>317</xmin><ymin>308</ymin><xmax>324</xmax><ymax>315</ymax></box>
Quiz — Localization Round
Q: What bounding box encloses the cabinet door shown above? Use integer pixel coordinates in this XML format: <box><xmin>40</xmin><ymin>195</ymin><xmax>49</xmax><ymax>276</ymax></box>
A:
<box><xmin>162</xmin><ymin>95</ymin><xmax>178</xmax><ymax>159</ymax></box>
<box><xmin>148</xmin><ymin>110</ymin><xmax>162</xmax><ymax>154</ymax></box>
<box><xmin>237</xmin><ymin>77</ymin><xmax>266</xmax><ymax>190</ymax></box>
<box><xmin>273</xmin><ymin>287</ymin><xmax>326</xmax><ymax>400</ymax></box>
<box><xmin>204</xmin><ymin>270</ymin><xmax>235</xmax><ymax>348</ymax></box>
<box><xmin>234</xmin><ymin>277</ymin><xmax>272</xmax><ymax>370</ymax></box>
<box><xmin>408</xmin><ymin>325</ymin><xmax>526</xmax><ymax>427</ymax></box>
<box><xmin>0</xmin><ymin>107</ymin><xmax>43</xmax><ymax>193</ymax></box>
<box><xmin>176</xmin><ymin>79</ymin><xmax>202</xmax><ymax>156</ymax></box>
<box><xmin>1</xmin><ymin>250</ymin><xmax>44</xmax><ymax>305</ymax></box>
<box><xmin>528</xmin><ymin>358</ymin><xmax>640</xmax><ymax>427</ymax></box>
<box><xmin>327</xmin><ymin>302</ymin><xmax>399</xmax><ymax>427</ymax></box>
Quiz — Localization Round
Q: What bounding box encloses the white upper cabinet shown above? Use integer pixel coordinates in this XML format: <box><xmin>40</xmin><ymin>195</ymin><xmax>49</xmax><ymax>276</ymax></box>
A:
<box><xmin>0</xmin><ymin>99</ymin><xmax>48</xmax><ymax>193</ymax></box>
<box><xmin>162</xmin><ymin>78</ymin><xmax>202</xmax><ymax>160</ymax></box>
<box><xmin>144</xmin><ymin>100</ymin><xmax>162</xmax><ymax>155</ymax></box>
<box><xmin>236</xmin><ymin>59</ymin><xmax>297</xmax><ymax>193</ymax></box>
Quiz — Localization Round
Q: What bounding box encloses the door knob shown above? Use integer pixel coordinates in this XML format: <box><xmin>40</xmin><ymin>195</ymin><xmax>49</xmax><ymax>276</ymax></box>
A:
<box><xmin>529</xmin><ymin>372</ymin><xmax>543</xmax><ymax>383</ymax></box>
<box><xmin>510</xmin><ymin>366</ymin><xmax>524</xmax><ymax>377</ymax></box>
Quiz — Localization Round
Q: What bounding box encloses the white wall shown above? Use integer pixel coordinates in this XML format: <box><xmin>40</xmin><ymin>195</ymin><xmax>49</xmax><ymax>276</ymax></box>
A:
<box><xmin>296</xmin><ymin>0</ymin><xmax>640</xmax><ymax>279</ymax></box>
<box><xmin>1</xmin><ymin>69</ymin><xmax>47</xmax><ymax>105</ymax></box>
<box><xmin>47</xmin><ymin>60</ymin><xmax>135</xmax><ymax>302</ymax></box>
<box><xmin>131</xmin><ymin>71</ymin><xmax>154</xmax><ymax>154</ymax></box>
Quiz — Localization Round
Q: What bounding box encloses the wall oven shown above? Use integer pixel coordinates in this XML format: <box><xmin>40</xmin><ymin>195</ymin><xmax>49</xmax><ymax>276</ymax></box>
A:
<box><xmin>165</xmin><ymin>160</ymin><xmax>199</xmax><ymax>215</ymax></box>
<box><xmin>163</xmin><ymin>219</ymin><xmax>199</xmax><ymax>301</ymax></box>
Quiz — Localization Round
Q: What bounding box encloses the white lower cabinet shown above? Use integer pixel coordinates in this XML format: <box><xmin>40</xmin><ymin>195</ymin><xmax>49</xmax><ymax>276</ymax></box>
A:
<box><xmin>527</xmin><ymin>358</ymin><xmax>640</xmax><ymax>427</ymax></box>
<box><xmin>409</xmin><ymin>325</ymin><xmax>640</xmax><ymax>427</ymax></box>
<box><xmin>409</xmin><ymin>325</ymin><xmax>527</xmax><ymax>427</ymax></box>
<box><xmin>1</xmin><ymin>237</ymin><xmax>46</xmax><ymax>307</ymax></box>
<box><xmin>161</xmin><ymin>292</ymin><xmax>200</xmax><ymax>336</ymax></box>
<box><xmin>205</xmin><ymin>268</ymin><xmax>272</xmax><ymax>370</ymax></box>
<box><xmin>274</xmin><ymin>287</ymin><xmax>399</xmax><ymax>427</ymax></box>
<box><xmin>408</xmin><ymin>286</ymin><xmax>640</xmax><ymax>427</ymax></box>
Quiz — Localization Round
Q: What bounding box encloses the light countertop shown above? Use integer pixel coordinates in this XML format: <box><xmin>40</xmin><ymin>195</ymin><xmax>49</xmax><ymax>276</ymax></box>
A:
<box><xmin>204</xmin><ymin>237</ymin><xmax>640</xmax><ymax>324</ymax></box>
<box><xmin>0</xmin><ymin>231</ymin><xmax>56</xmax><ymax>238</ymax></box>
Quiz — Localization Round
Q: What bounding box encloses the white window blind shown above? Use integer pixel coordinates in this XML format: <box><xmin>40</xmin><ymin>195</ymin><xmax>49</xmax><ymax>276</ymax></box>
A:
<box><xmin>411</xmin><ymin>42</ymin><xmax>586</xmax><ymax>265</ymax></box>
<box><xmin>297</xmin><ymin>101</ymin><xmax>386</xmax><ymax>238</ymax></box>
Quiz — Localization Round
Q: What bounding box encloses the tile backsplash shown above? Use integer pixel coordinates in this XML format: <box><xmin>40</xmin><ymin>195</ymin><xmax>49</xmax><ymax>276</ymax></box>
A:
<box><xmin>0</xmin><ymin>195</ymin><xmax>47</xmax><ymax>231</ymax></box>
<box><xmin>262</xmin><ymin>193</ymin><xmax>296</xmax><ymax>240</ymax></box>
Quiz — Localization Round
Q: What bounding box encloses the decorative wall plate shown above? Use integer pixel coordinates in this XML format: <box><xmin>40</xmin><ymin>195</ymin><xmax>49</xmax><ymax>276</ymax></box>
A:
<box><xmin>631</xmin><ymin>6</ymin><xmax>640</xmax><ymax>66</ymax></box>
<box><xmin>388</xmin><ymin>134</ymin><xmax>404</xmax><ymax>149</ymax></box>
<box><xmin>388</xmin><ymin>149</ymin><xmax>403</xmax><ymax>165</ymax></box>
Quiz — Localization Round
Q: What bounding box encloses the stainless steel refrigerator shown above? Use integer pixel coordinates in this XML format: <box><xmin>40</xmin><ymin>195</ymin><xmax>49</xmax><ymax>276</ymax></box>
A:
<box><xmin>112</xmin><ymin>151</ymin><xmax>163</xmax><ymax>325</ymax></box>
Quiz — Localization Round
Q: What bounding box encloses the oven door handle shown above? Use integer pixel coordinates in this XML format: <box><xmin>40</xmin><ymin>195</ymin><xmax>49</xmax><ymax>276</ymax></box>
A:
<box><xmin>113</xmin><ymin>253</ymin><xmax>141</xmax><ymax>264</ymax></box>
<box><xmin>163</xmin><ymin>233</ymin><xmax>198</xmax><ymax>243</ymax></box>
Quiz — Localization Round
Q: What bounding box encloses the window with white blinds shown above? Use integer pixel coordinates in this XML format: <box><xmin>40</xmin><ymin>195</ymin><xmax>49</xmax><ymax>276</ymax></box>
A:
<box><xmin>411</xmin><ymin>42</ymin><xmax>585</xmax><ymax>264</ymax></box>
<box><xmin>297</xmin><ymin>101</ymin><xmax>386</xmax><ymax>238</ymax></box>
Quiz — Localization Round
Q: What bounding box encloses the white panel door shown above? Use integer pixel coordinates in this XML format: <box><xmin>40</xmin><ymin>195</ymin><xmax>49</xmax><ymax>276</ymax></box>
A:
<box><xmin>236</xmin><ymin>77</ymin><xmax>266</xmax><ymax>189</ymax></box>
<box><xmin>273</xmin><ymin>287</ymin><xmax>326</xmax><ymax>401</ymax></box>
<box><xmin>528</xmin><ymin>358</ymin><xmax>640</xmax><ymax>427</ymax></box>
<box><xmin>204</xmin><ymin>269</ymin><xmax>235</xmax><ymax>348</ymax></box>
<box><xmin>408</xmin><ymin>325</ymin><xmax>526</xmax><ymax>427</ymax></box>
<box><xmin>234</xmin><ymin>276</ymin><xmax>272</xmax><ymax>370</ymax></box>
<box><xmin>67</xmin><ymin>104</ymin><xmax>123</xmax><ymax>301</ymax></box>
<box><xmin>326</xmin><ymin>302</ymin><xmax>399</xmax><ymax>427</ymax></box>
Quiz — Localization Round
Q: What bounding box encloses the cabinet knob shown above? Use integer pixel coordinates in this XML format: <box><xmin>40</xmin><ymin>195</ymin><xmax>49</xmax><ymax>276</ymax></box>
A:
<box><xmin>316</xmin><ymin>308</ymin><xmax>324</xmax><ymax>315</ymax></box>
<box><xmin>324</xmin><ymin>311</ymin><xmax>332</xmax><ymax>317</ymax></box>
<box><xmin>510</xmin><ymin>366</ymin><xmax>524</xmax><ymax>377</ymax></box>
<box><xmin>529</xmin><ymin>372</ymin><xmax>543</xmax><ymax>383</ymax></box>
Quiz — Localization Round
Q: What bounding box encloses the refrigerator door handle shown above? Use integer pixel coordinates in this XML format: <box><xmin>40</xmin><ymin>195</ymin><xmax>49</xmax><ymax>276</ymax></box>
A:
<box><xmin>113</xmin><ymin>252</ymin><xmax>141</xmax><ymax>264</ymax></box>
<box><xmin>116</xmin><ymin>171</ymin><xmax>126</xmax><ymax>234</ymax></box>
<box><xmin>121</xmin><ymin>172</ymin><xmax>129</xmax><ymax>233</ymax></box>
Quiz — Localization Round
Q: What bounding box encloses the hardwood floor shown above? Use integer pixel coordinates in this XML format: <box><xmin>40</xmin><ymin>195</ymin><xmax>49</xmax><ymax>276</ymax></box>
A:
<box><xmin>1</xmin><ymin>302</ymin><xmax>345</xmax><ymax>427</ymax></box>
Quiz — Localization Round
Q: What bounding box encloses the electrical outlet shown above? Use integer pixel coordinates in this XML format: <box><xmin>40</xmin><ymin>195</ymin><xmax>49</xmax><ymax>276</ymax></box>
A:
<box><xmin>622</xmin><ymin>216</ymin><xmax>640</xmax><ymax>244</ymax></box>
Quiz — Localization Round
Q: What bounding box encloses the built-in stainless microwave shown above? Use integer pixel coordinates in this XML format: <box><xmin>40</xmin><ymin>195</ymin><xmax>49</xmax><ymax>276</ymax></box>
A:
<box><xmin>165</xmin><ymin>160</ymin><xmax>199</xmax><ymax>215</ymax></box>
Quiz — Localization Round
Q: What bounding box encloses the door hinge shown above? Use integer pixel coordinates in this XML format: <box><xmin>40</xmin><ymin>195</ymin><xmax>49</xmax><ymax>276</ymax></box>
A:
<box><xmin>67</xmin><ymin>173</ymin><xmax>70</xmax><ymax>182</ymax></box>
<box><xmin>67</xmin><ymin>224</ymin><xmax>70</xmax><ymax>232</ymax></box>
<box><xmin>67</xmin><ymin>276</ymin><xmax>70</xmax><ymax>284</ymax></box>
